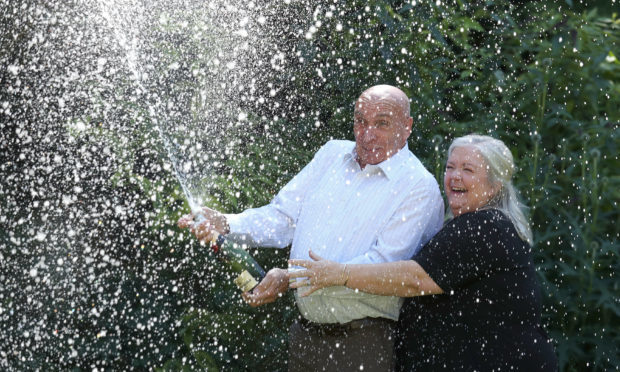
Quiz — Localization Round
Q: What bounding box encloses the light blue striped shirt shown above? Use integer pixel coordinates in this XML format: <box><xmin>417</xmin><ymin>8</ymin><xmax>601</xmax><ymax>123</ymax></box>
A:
<box><xmin>227</xmin><ymin>139</ymin><xmax>444</xmax><ymax>323</ymax></box>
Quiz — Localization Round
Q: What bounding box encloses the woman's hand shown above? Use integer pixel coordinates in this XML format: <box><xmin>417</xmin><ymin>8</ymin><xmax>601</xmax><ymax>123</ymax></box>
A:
<box><xmin>288</xmin><ymin>250</ymin><xmax>348</xmax><ymax>296</ymax></box>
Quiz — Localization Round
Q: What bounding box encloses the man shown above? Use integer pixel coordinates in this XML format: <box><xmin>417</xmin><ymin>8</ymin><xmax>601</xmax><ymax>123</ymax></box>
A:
<box><xmin>178</xmin><ymin>85</ymin><xmax>444</xmax><ymax>371</ymax></box>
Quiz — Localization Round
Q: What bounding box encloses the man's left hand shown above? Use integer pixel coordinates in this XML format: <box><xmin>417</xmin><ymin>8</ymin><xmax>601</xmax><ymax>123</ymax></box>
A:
<box><xmin>242</xmin><ymin>268</ymin><xmax>289</xmax><ymax>307</ymax></box>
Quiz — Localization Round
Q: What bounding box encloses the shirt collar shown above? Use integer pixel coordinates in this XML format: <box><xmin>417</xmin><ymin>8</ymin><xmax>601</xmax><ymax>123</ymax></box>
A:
<box><xmin>343</xmin><ymin>143</ymin><xmax>411</xmax><ymax>180</ymax></box>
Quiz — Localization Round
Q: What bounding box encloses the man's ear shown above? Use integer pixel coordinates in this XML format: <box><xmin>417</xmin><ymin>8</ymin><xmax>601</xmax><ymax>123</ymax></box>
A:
<box><xmin>405</xmin><ymin>116</ymin><xmax>413</xmax><ymax>138</ymax></box>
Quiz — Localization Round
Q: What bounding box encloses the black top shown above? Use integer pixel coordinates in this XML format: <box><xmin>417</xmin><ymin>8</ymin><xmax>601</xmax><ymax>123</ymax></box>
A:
<box><xmin>395</xmin><ymin>209</ymin><xmax>558</xmax><ymax>371</ymax></box>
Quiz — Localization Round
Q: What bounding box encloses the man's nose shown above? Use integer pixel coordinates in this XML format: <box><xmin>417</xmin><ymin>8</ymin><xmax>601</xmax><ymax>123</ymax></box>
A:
<box><xmin>362</xmin><ymin>127</ymin><xmax>377</xmax><ymax>141</ymax></box>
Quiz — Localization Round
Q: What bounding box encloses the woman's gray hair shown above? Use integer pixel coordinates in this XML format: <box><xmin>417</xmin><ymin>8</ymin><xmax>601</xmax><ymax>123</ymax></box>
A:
<box><xmin>448</xmin><ymin>134</ymin><xmax>533</xmax><ymax>245</ymax></box>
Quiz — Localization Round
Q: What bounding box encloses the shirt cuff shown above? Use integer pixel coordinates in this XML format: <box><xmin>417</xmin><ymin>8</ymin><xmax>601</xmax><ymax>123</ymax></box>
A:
<box><xmin>224</xmin><ymin>213</ymin><xmax>242</xmax><ymax>233</ymax></box>
<box><xmin>222</xmin><ymin>213</ymin><xmax>259</xmax><ymax>246</ymax></box>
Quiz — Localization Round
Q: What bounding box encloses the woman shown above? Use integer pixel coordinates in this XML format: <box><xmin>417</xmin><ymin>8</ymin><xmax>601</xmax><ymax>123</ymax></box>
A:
<box><xmin>289</xmin><ymin>134</ymin><xmax>558</xmax><ymax>371</ymax></box>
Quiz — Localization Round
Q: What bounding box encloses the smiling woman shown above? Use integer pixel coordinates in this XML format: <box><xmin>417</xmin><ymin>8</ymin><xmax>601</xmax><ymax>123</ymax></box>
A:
<box><xmin>445</xmin><ymin>135</ymin><xmax>533</xmax><ymax>245</ymax></box>
<box><xmin>444</xmin><ymin>146</ymin><xmax>499</xmax><ymax>217</ymax></box>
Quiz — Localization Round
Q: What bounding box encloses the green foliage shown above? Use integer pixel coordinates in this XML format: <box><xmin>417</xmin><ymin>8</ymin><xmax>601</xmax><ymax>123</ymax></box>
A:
<box><xmin>208</xmin><ymin>118</ymin><xmax>315</xmax><ymax>213</ymax></box>
<box><xmin>70</xmin><ymin>2</ymin><xmax>618</xmax><ymax>370</ymax></box>
<box><xmin>64</xmin><ymin>100</ymin><xmax>302</xmax><ymax>372</ymax></box>
<box><xmin>3</xmin><ymin>1</ymin><xmax>616</xmax><ymax>371</ymax></box>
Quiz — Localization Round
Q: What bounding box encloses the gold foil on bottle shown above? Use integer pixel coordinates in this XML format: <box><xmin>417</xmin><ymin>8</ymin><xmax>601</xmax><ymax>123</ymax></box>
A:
<box><xmin>234</xmin><ymin>270</ymin><xmax>258</xmax><ymax>292</ymax></box>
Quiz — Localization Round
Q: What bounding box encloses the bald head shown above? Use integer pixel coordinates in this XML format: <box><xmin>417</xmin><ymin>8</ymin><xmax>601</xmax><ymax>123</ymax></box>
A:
<box><xmin>356</xmin><ymin>85</ymin><xmax>411</xmax><ymax>118</ymax></box>
<box><xmin>353</xmin><ymin>85</ymin><xmax>413</xmax><ymax>168</ymax></box>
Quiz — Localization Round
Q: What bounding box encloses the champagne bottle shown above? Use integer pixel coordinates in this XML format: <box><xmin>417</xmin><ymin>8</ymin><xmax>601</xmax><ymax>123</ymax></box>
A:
<box><xmin>209</xmin><ymin>233</ymin><xmax>266</xmax><ymax>292</ymax></box>
<box><xmin>193</xmin><ymin>213</ymin><xmax>265</xmax><ymax>292</ymax></box>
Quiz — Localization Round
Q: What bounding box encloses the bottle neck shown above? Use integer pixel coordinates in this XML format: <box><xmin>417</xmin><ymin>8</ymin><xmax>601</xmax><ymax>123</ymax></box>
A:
<box><xmin>210</xmin><ymin>233</ymin><xmax>227</xmax><ymax>254</ymax></box>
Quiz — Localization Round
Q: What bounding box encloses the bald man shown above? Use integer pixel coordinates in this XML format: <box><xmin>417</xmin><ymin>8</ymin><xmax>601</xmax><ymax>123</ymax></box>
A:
<box><xmin>178</xmin><ymin>85</ymin><xmax>444</xmax><ymax>371</ymax></box>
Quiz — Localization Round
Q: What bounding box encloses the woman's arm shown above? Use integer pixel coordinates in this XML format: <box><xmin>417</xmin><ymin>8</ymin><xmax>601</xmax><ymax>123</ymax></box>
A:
<box><xmin>289</xmin><ymin>250</ymin><xmax>443</xmax><ymax>297</ymax></box>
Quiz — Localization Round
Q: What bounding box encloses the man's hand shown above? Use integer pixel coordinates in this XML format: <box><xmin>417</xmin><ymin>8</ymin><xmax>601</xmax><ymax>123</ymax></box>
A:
<box><xmin>242</xmin><ymin>268</ymin><xmax>290</xmax><ymax>307</ymax></box>
<box><xmin>177</xmin><ymin>206</ymin><xmax>229</xmax><ymax>243</ymax></box>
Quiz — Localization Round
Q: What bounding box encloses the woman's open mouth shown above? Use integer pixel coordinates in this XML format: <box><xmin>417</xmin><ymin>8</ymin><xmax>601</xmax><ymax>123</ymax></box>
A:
<box><xmin>450</xmin><ymin>186</ymin><xmax>467</xmax><ymax>194</ymax></box>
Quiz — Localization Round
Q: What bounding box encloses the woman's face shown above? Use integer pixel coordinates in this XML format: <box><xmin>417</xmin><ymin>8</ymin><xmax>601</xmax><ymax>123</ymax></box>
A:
<box><xmin>444</xmin><ymin>146</ymin><xmax>499</xmax><ymax>217</ymax></box>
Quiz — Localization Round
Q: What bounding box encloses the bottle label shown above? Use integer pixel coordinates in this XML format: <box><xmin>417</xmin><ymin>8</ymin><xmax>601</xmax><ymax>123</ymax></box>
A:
<box><xmin>234</xmin><ymin>270</ymin><xmax>258</xmax><ymax>292</ymax></box>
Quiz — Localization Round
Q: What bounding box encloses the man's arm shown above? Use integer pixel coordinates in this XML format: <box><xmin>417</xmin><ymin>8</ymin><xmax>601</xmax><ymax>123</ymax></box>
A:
<box><xmin>223</xmin><ymin>140</ymin><xmax>342</xmax><ymax>248</ymax></box>
<box><xmin>177</xmin><ymin>142</ymin><xmax>337</xmax><ymax>247</ymax></box>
